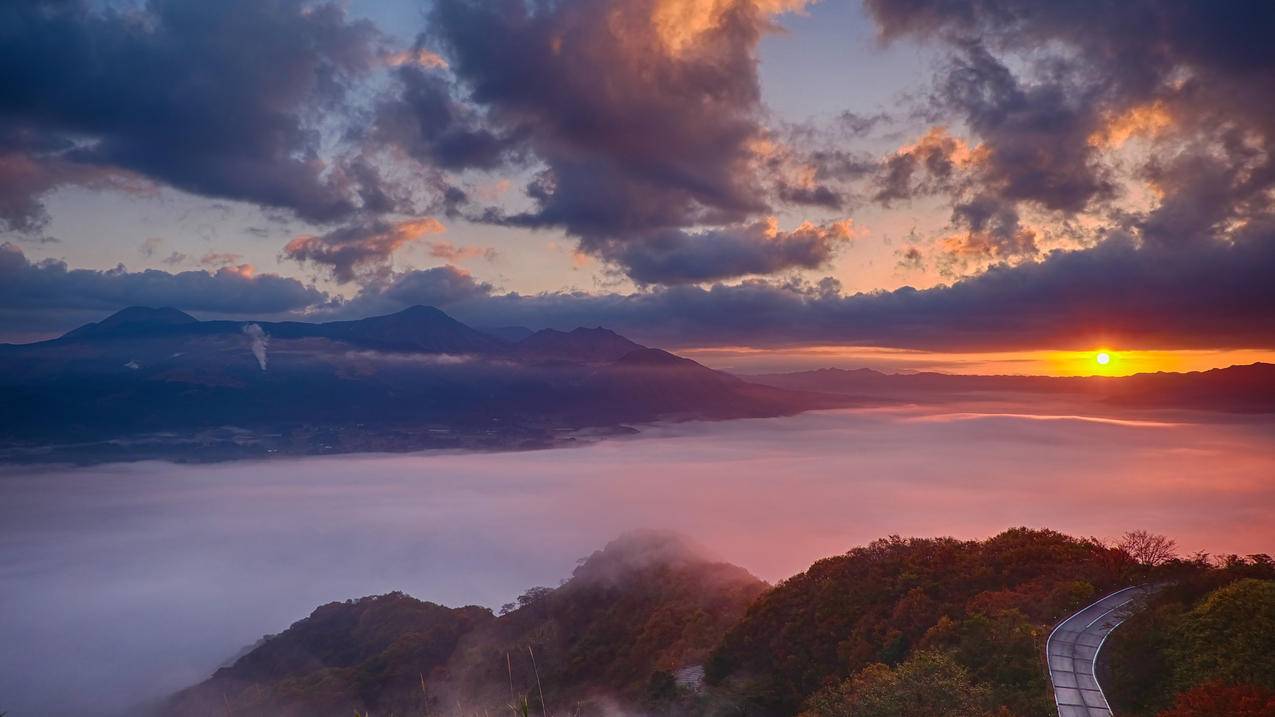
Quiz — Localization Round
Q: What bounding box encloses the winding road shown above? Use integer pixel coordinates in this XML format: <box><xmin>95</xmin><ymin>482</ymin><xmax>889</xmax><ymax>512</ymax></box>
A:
<box><xmin>1046</xmin><ymin>586</ymin><xmax>1150</xmax><ymax>717</ymax></box>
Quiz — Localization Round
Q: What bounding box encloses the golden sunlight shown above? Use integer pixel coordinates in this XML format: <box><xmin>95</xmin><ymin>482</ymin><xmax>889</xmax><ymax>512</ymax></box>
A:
<box><xmin>1095</xmin><ymin>351</ymin><xmax>1112</xmax><ymax>366</ymax></box>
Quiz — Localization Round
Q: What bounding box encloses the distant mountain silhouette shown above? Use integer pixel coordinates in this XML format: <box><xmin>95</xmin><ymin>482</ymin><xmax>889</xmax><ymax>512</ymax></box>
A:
<box><xmin>63</xmin><ymin>306</ymin><xmax>198</xmax><ymax>338</ymax></box>
<box><xmin>59</xmin><ymin>305</ymin><xmax>508</xmax><ymax>356</ymax></box>
<box><xmin>479</xmin><ymin>325</ymin><xmax>535</xmax><ymax>343</ymax></box>
<box><xmin>751</xmin><ymin>363</ymin><xmax>1275</xmax><ymax>413</ymax></box>
<box><xmin>516</xmin><ymin>327</ymin><xmax>644</xmax><ymax>363</ymax></box>
<box><xmin>0</xmin><ymin>306</ymin><xmax>829</xmax><ymax>462</ymax></box>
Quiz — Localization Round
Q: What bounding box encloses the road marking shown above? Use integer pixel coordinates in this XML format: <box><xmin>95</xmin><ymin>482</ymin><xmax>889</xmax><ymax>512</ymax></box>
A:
<box><xmin>1046</xmin><ymin>587</ymin><xmax>1144</xmax><ymax>717</ymax></box>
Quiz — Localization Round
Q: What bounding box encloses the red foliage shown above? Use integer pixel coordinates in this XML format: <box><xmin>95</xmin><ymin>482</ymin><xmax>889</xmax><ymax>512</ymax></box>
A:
<box><xmin>1157</xmin><ymin>681</ymin><xmax>1275</xmax><ymax>717</ymax></box>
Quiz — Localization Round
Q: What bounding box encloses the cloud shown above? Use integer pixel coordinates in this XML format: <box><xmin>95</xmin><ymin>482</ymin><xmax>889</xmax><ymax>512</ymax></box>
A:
<box><xmin>873</xmin><ymin>127</ymin><xmax>975</xmax><ymax>205</ymax></box>
<box><xmin>283</xmin><ymin>218</ymin><xmax>446</xmax><ymax>282</ymax></box>
<box><xmin>384</xmin><ymin>0</ymin><xmax>823</xmax><ymax>282</ymax></box>
<box><xmin>372</xmin><ymin>65</ymin><xmax>516</xmax><ymax>172</ymax></box>
<box><xmin>0</xmin><ymin>242</ymin><xmax>326</xmax><ymax>316</ymax></box>
<box><xmin>427</xmin><ymin>240</ymin><xmax>497</xmax><ymax>263</ymax></box>
<box><xmin>592</xmin><ymin>218</ymin><xmax>855</xmax><ymax>285</ymax></box>
<box><xmin>333</xmin><ymin>228</ymin><xmax>1275</xmax><ymax>352</ymax></box>
<box><xmin>199</xmin><ymin>253</ymin><xmax>244</xmax><ymax>268</ymax></box>
<box><xmin>896</xmin><ymin>246</ymin><xmax>925</xmax><ymax>272</ymax></box>
<box><xmin>0</xmin><ymin>0</ymin><xmax>384</xmax><ymax>226</ymax></box>
<box><xmin>346</xmin><ymin>265</ymin><xmax>494</xmax><ymax>314</ymax></box>
<box><xmin>0</xmin><ymin>136</ymin><xmax>147</xmax><ymax>233</ymax></box>
<box><xmin>7</xmin><ymin>223</ymin><xmax>1275</xmax><ymax>352</ymax></box>
<box><xmin>385</xmin><ymin>48</ymin><xmax>449</xmax><ymax>70</ymax></box>
<box><xmin>138</xmin><ymin>238</ymin><xmax>163</xmax><ymax>258</ymax></box>
<box><xmin>863</xmin><ymin>0</ymin><xmax>1275</xmax><ymax>241</ymax></box>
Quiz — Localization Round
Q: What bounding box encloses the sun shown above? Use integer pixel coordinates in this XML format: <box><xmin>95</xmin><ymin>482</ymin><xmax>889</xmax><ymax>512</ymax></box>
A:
<box><xmin>1095</xmin><ymin>351</ymin><xmax>1112</xmax><ymax>366</ymax></box>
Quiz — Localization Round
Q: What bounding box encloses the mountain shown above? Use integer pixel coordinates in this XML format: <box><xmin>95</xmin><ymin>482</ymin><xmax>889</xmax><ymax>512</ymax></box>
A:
<box><xmin>0</xmin><ymin>307</ymin><xmax>833</xmax><ymax>462</ymax></box>
<box><xmin>55</xmin><ymin>304</ymin><xmax>508</xmax><ymax>356</ymax></box>
<box><xmin>481</xmin><ymin>325</ymin><xmax>536</xmax><ymax>343</ymax></box>
<box><xmin>750</xmin><ymin>363</ymin><xmax>1275</xmax><ymax>413</ymax></box>
<box><xmin>164</xmin><ymin>595</ymin><xmax>493</xmax><ymax>717</ymax></box>
<box><xmin>515</xmin><ymin>326</ymin><xmax>644</xmax><ymax>363</ymax></box>
<box><xmin>62</xmin><ymin>306</ymin><xmax>199</xmax><ymax>339</ymax></box>
<box><xmin>285</xmin><ymin>304</ymin><xmax>508</xmax><ymax>354</ymax></box>
<box><xmin>162</xmin><ymin>531</ymin><xmax>767</xmax><ymax>717</ymax></box>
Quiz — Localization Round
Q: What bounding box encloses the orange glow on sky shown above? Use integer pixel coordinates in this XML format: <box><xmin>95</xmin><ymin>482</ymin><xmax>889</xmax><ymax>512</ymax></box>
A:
<box><xmin>677</xmin><ymin>345</ymin><xmax>1275</xmax><ymax>376</ymax></box>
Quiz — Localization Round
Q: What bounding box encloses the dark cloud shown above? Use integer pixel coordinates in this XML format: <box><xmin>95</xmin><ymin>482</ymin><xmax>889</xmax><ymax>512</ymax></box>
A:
<box><xmin>864</xmin><ymin>0</ymin><xmax>1275</xmax><ymax>238</ymax></box>
<box><xmin>425</xmin><ymin>0</ymin><xmax>771</xmax><ymax>237</ymax></box>
<box><xmin>368</xmin><ymin>0</ymin><xmax>859</xmax><ymax>284</ymax></box>
<box><xmin>0</xmin><ymin>242</ymin><xmax>326</xmax><ymax>316</ymax></box>
<box><xmin>872</xmin><ymin>127</ymin><xmax>967</xmax><ymax>205</ymax></box>
<box><xmin>592</xmin><ymin>219</ymin><xmax>854</xmax><ymax>285</ymax></box>
<box><xmin>896</xmin><ymin>246</ymin><xmax>925</xmax><ymax>272</ymax></box>
<box><xmin>327</xmin><ymin>229</ymin><xmax>1275</xmax><ymax>352</ymax></box>
<box><xmin>6</xmin><ymin>223</ymin><xmax>1274</xmax><ymax>351</ymax></box>
<box><xmin>282</xmin><ymin>218</ymin><xmax>446</xmax><ymax>282</ymax></box>
<box><xmin>337</xmin><ymin>265</ymin><xmax>496</xmax><ymax>319</ymax></box>
<box><xmin>936</xmin><ymin>41</ymin><xmax>1116</xmax><ymax>214</ymax></box>
<box><xmin>0</xmin><ymin>0</ymin><xmax>383</xmax><ymax>228</ymax></box>
<box><xmin>373</xmin><ymin>65</ymin><xmax>518</xmax><ymax>172</ymax></box>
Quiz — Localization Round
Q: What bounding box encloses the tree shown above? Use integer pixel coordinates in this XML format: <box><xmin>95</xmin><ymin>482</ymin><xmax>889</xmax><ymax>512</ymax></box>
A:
<box><xmin>1157</xmin><ymin>681</ymin><xmax>1275</xmax><ymax>717</ymax></box>
<box><xmin>1119</xmin><ymin>530</ymin><xmax>1178</xmax><ymax>566</ymax></box>
<box><xmin>800</xmin><ymin>651</ymin><xmax>994</xmax><ymax>717</ymax></box>
<box><xmin>1171</xmin><ymin>579</ymin><xmax>1275</xmax><ymax>690</ymax></box>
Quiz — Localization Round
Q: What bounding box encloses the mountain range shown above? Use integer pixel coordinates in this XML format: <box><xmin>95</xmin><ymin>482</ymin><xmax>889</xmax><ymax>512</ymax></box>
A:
<box><xmin>2</xmin><ymin>306</ymin><xmax>1271</xmax><ymax>463</ymax></box>
<box><xmin>0</xmin><ymin>306</ymin><xmax>833</xmax><ymax>463</ymax></box>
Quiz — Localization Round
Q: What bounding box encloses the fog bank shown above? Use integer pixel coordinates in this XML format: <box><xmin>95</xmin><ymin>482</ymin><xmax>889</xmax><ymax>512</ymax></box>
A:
<box><xmin>1</xmin><ymin>406</ymin><xmax>1273</xmax><ymax>715</ymax></box>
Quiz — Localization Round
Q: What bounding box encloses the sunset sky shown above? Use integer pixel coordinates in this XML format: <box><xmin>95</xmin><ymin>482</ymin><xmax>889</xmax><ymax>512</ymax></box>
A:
<box><xmin>3</xmin><ymin>0</ymin><xmax>1274</xmax><ymax>374</ymax></box>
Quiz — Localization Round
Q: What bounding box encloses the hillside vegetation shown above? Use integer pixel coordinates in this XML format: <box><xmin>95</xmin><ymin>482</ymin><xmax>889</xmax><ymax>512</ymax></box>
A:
<box><xmin>160</xmin><ymin>529</ymin><xmax>1274</xmax><ymax>717</ymax></box>
<box><xmin>1102</xmin><ymin>555</ymin><xmax>1275</xmax><ymax>716</ymax></box>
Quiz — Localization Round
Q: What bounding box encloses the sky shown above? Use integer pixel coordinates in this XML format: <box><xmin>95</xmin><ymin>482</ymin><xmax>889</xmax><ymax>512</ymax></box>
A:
<box><xmin>3</xmin><ymin>405</ymin><xmax>1274</xmax><ymax>716</ymax></box>
<box><xmin>2</xmin><ymin>0</ymin><xmax>1274</xmax><ymax>373</ymax></box>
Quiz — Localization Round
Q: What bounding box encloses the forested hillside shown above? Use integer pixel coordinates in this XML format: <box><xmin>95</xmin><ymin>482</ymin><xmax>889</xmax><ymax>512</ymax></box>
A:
<box><xmin>160</xmin><ymin>529</ymin><xmax>1275</xmax><ymax>717</ymax></box>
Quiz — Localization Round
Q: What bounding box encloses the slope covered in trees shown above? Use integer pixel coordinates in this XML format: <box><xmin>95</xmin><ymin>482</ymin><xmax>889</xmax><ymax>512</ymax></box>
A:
<box><xmin>1102</xmin><ymin>555</ymin><xmax>1275</xmax><ymax>716</ymax></box>
<box><xmin>160</xmin><ymin>529</ymin><xmax>1275</xmax><ymax>717</ymax></box>
<box><xmin>162</xmin><ymin>531</ymin><xmax>766</xmax><ymax>716</ymax></box>
<box><xmin>704</xmin><ymin>528</ymin><xmax>1129</xmax><ymax>715</ymax></box>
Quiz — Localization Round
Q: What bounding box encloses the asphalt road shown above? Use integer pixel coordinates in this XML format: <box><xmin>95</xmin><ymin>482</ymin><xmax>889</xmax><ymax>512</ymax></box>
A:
<box><xmin>1046</xmin><ymin>586</ymin><xmax>1150</xmax><ymax>717</ymax></box>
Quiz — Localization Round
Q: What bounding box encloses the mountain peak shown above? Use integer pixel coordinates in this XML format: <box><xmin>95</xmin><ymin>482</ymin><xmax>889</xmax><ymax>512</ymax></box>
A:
<box><xmin>324</xmin><ymin>305</ymin><xmax>505</xmax><ymax>354</ymax></box>
<box><xmin>394</xmin><ymin>305</ymin><xmax>450</xmax><ymax>320</ymax></box>
<box><xmin>570</xmin><ymin>530</ymin><xmax>729</xmax><ymax>587</ymax></box>
<box><xmin>64</xmin><ymin>306</ymin><xmax>198</xmax><ymax>338</ymax></box>
<box><xmin>516</xmin><ymin>325</ymin><xmax>644</xmax><ymax>362</ymax></box>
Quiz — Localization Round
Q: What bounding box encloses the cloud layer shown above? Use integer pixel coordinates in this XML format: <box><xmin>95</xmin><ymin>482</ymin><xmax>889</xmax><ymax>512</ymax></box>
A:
<box><xmin>0</xmin><ymin>0</ymin><xmax>386</xmax><ymax>229</ymax></box>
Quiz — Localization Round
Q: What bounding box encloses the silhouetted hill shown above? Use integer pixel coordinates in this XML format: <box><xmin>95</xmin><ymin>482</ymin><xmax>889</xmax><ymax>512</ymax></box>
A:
<box><xmin>57</xmin><ymin>305</ymin><xmax>508</xmax><ymax>355</ymax></box>
<box><xmin>64</xmin><ymin>306</ymin><xmax>198</xmax><ymax>338</ymax></box>
<box><xmin>480</xmin><ymin>325</ymin><xmax>535</xmax><ymax>343</ymax></box>
<box><xmin>0</xmin><ymin>307</ymin><xmax>832</xmax><ymax>462</ymax></box>
<box><xmin>515</xmin><ymin>326</ymin><xmax>644</xmax><ymax>363</ymax></box>
<box><xmin>751</xmin><ymin>363</ymin><xmax>1275</xmax><ymax>413</ymax></box>
<box><xmin>161</xmin><ymin>531</ymin><xmax>767</xmax><ymax>717</ymax></box>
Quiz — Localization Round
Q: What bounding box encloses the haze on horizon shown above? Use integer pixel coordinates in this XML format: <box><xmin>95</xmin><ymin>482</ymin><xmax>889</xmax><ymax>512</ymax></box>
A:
<box><xmin>2</xmin><ymin>0</ymin><xmax>1274</xmax><ymax>376</ymax></box>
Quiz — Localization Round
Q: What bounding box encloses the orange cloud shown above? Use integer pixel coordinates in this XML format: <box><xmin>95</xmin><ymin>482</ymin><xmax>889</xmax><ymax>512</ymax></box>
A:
<box><xmin>1088</xmin><ymin>102</ymin><xmax>1173</xmax><ymax>148</ymax></box>
<box><xmin>427</xmin><ymin>240</ymin><xmax>497</xmax><ymax>263</ymax></box>
<box><xmin>385</xmin><ymin>48</ymin><xmax>449</xmax><ymax>70</ymax></box>
<box><xmin>284</xmin><ymin>218</ymin><xmax>446</xmax><ymax>282</ymax></box>
<box><xmin>650</xmin><ymin>0</ymin><xmax>813</xmax><ymax>53</ymax></box>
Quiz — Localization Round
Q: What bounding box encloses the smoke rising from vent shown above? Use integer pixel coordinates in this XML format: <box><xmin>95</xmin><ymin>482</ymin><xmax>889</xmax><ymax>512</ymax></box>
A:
<box><xmin>242</xmin><ymin>323</ymin><xmax>269</xmax><ymax>370</ymax></box>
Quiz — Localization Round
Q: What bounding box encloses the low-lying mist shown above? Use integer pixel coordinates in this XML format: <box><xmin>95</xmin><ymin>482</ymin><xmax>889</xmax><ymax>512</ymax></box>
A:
<box><xmin>1</xmin><ymin>405</ymin><xmax>1273</xmax><ymax>716</ymax></box>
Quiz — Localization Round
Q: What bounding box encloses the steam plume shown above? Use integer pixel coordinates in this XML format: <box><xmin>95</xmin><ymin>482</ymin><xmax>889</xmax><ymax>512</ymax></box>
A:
<box><xmin>242</xmin><ymin>323</ymin><xmax>269</xmax><ymax>370</ymax></box>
